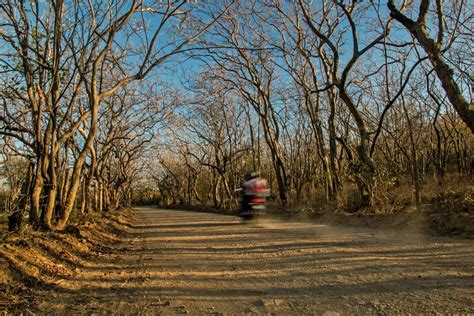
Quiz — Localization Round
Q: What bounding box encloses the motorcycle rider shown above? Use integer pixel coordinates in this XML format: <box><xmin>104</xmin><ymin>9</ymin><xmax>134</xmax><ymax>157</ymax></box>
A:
<box><xmin>238</xmin><ymin>171</ymin><xmax>268</xmax><ymax>219</ymax></box>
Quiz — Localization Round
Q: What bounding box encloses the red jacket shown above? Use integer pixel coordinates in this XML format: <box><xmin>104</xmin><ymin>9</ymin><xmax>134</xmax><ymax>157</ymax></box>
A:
<box><xmin>243</xmin><ymin>178</ymin><xmax>267</xmax><ymax>195</ymax></box>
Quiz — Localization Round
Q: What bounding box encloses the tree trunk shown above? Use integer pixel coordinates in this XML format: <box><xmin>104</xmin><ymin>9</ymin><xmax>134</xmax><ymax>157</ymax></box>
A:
<box><xmin>339</xmin><ymin>90</ymin><xmax>376</xmax><ymax>206</ymax></box>
<box><xmin>18</xmin><ymin>162</ymin><xmax>34</xmax><ymax>213</ymax></box>
<box><xmin>80</xmin><ymin>180</ymin><xmax>87</xmax><ymax>214</ymax></box>
<box><xmin>328</xmin><ymin>91</ymin><xmax>340</xmax><ymax>200</ymax></box>
<box><xmin>42</xmin><ymin>148</ymin><xmax>58</xmax><ymax>229</ymax></box>
<box><xmin>102</xmin><ymin>185</ymin><xmax>110</xmax><ymax>211</ymax></box>
<box><xmin>85</xmin><ymin>158</ymin><xmax>96</xmax><ymax>213</ymax></box>
<box><xmin>29</xmin><ymin>163</ymin><xmax>43</xmax><ymax>227</ymax></box>
<box><xmin>56</xmin><ymin>99</ymin><xmax>99</xmax><ymax>230</ymax></box>
<box><xmin>403</xmin><ymin>104</ymin><xmax>422</xmax><ymax>211</ymax></box>
<box><xmin>212</xmin><ymin>172</ymin><xmax>221</xmax><ymax>208</ymax></box>
<box><xmin>98</xmin><ymin>181</ymin><xmax>104</xmax><ymax>212</ymax></box>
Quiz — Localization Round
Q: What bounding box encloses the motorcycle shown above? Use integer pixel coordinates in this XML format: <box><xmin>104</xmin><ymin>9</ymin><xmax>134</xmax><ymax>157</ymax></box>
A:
<box><xmin>235</xmin><ymin>188</ymin><xmax>268</xmax><ymax>221</ymax></box>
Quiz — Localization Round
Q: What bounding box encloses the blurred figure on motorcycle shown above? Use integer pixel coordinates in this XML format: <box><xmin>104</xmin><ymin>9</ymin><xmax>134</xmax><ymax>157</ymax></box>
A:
<box><xmin>238</xmin><ymin>171</ymin><xmax>268</xmax><ymax>220</ymax></box>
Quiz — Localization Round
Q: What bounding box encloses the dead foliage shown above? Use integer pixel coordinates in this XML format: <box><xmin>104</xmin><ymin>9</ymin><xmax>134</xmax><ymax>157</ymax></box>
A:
<box><xmin>0</xmin><ymin>209</ymin><xmax>133</xmax><ymax>313</ymax></box>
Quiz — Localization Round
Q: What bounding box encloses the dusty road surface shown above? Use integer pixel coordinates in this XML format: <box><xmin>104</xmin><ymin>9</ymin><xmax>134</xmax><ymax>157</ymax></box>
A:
<box><xmin>35</xmin><ymin>207</ymin><xmax>473</xmax><ymax>315</ymax></box>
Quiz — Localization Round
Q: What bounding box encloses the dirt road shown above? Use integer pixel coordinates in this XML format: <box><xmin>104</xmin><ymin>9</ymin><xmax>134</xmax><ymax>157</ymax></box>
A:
<box><xmin>35</xmin><ymin>207</ymin><xmax>473</xmax><ymax>315</ymax></box>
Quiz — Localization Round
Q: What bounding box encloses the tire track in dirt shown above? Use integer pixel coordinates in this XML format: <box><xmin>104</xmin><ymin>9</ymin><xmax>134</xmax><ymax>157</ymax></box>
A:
<box><xmin>36</xmin><ymin>207</ymin><xmax>473</xmax><ymax>315</ymax></box>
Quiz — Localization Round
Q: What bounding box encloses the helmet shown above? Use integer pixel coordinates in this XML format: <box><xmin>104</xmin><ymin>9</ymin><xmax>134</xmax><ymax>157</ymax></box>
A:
<box><xmin>245</xmin><ymin>171</ymin><xmax>259</xmax><ymax>180</ymax></box>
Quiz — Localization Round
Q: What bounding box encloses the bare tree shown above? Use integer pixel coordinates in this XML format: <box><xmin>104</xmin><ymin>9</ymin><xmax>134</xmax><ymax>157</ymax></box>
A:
<box><xmin>0</xmin><ymin>0</ymin><xmax>233</xmax><ymax>230</ymax></box>
<box><xmin>387</xmin><ymin>0</ymin><xmax>474</xmax><ymax>132</ymax></box>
